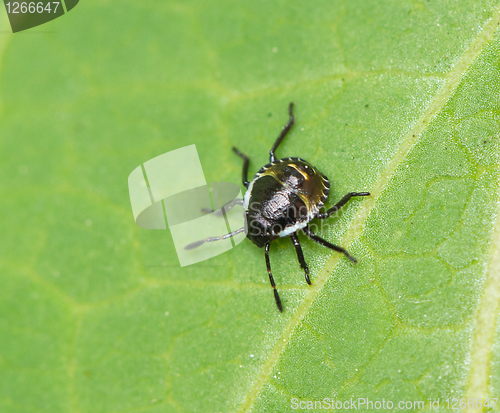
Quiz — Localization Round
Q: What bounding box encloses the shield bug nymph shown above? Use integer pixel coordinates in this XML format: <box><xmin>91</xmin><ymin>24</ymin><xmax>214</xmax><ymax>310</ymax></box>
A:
<box><xmin>187</xmin><ymin>103</ymin><xmax>370</xmax><ymax>312</ymax></box>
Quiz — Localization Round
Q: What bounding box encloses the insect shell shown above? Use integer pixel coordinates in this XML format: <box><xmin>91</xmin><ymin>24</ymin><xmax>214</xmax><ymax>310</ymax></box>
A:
<box><xmin>243</xmin><ymin>158</ymin><xmax>330</xmax><ymax>248</ymax></box>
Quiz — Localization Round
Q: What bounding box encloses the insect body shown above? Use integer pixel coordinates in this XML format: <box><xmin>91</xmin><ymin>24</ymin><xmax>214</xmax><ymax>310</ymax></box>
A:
<box><xmin>242</xmin><ymin>157</ymin><xmax>329</xmax><ymax>247</ymax></box>
<box><xmin>187</xmin><ymin>103</ymin><xmax>370</xmax><ymax>312</ymax></box>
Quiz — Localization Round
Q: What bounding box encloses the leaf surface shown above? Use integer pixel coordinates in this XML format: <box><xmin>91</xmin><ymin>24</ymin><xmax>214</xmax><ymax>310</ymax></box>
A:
<box><xmin>1</xmin><ymin>1</ymin><xmax>500</xmax><ymax>412</ymax></box>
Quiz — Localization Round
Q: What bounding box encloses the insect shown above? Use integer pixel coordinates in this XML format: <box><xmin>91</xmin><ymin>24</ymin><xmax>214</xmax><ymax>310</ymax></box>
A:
<box><xmin>187</xmin><ymin>103</ymin><xmax>370</xmax><ymax>312</ymax></box>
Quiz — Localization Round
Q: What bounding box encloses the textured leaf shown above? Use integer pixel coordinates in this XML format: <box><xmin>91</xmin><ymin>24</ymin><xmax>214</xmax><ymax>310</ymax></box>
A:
<box><xmin>1</xmin><ymin>1</ymin><xmax>500</xmax><ymax>412</ymax></box>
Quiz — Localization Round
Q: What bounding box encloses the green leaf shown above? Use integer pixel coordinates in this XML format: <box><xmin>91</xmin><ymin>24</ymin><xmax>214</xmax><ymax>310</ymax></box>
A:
<box><xmin>1</xmin><ymin>1</ymin><xmax>500</xmax><ymax>412</ymax></box>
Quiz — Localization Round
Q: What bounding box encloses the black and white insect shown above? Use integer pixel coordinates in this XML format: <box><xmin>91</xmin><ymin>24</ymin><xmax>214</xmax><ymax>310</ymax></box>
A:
<box><xmin>187</xmin><ymin>103</ymin><xmax>370</xmax><ymax>312</ymax></box>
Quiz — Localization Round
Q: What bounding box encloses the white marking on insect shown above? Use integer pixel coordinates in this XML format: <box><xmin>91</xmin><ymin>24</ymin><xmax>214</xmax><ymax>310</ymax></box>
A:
<box><xmin>243</xmin><ymin>176</ymin><xmax>258</xmax><ymax>211</ymax></box>
<box><xmin>278</xmin><ymin>220</ymin><xmax>308</xmax><ymax>237</ymax></box>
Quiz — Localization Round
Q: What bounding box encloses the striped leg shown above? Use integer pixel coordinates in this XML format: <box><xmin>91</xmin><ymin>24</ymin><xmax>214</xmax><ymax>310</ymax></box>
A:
<box><xmin>290</xmin><ymin>233</ymin><xmax>311</xmax><ymax>285</ymax></box>
<box><xmin>265</xmin><ymin>242</ymin><xmax>283</xmax><ymax>312</ymax></box>
<box><xmin>184</xmin><ymin>227</ymin><xmax>245</xmax><ymax>250</ymax></box>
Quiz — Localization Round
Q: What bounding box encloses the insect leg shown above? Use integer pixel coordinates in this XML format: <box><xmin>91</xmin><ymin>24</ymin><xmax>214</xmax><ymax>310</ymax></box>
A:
<box><xmin>184</xmin><ymin>227</ymin><xmax>245</xmax><ymax>250</ymax></box>
<box><xmin>265</xmin><ymin>242</ymin><xmax>283</xmax><ymax>312</ymax></box>
<box><xmin>302</xmin><ymin>226</ymin><xmax>357</xmax><ymax>263</ymax></box>
<box><xmin>232</xmin><ymin>147</ymin><xmax>250</xmax><ymax>188</ymax></box>
<box><xmin>269</xmin><ymin>102</ymin><xmax>295</xmax><ymax>163</ymax></box>
<box><xmin>290</xmin><ymin>233</ymin><xmax>311</xmax><ymax>285</ymax></box>
<box><xmin>201</xmin><ymin>198</ymin><xmax>244</xmax><ymax>215</ymax></box>
<box><xmin>317</xmin><ymin>192</ymin><xmax>370</xmax><ymax>219</ymax></box>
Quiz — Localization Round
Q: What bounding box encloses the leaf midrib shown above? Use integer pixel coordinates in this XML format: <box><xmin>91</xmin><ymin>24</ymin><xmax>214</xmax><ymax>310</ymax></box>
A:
<box><xmin>464</xmin><ymin>187</ymin><xmax>500</xmax><ymax>411</ymax></box>
<box><xmin>238</xmin><ymin>9</ymin><xmax>500</xmax><ymax>412</ymax></box>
